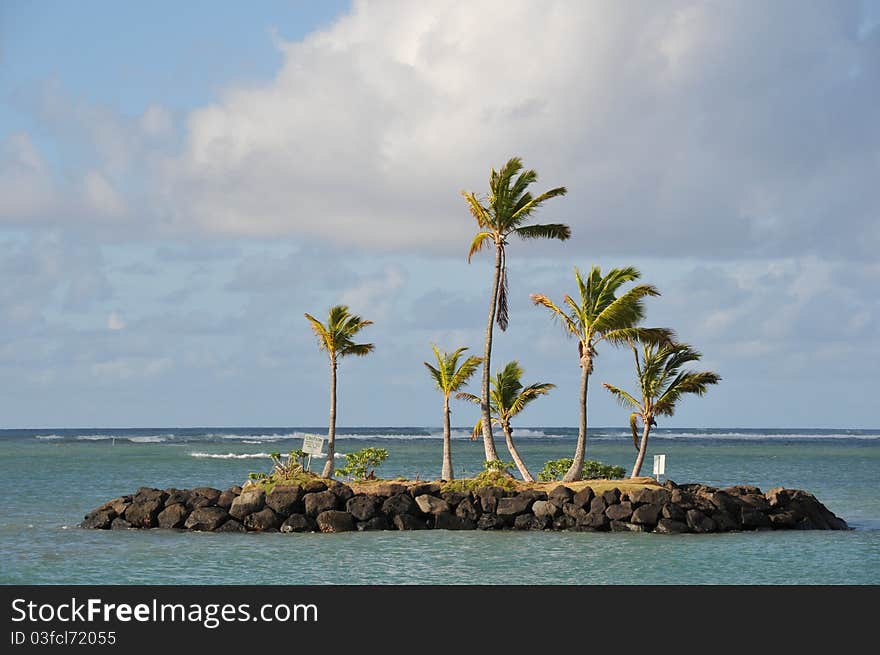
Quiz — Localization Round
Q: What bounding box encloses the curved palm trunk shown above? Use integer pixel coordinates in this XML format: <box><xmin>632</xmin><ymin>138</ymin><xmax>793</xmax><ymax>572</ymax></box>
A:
<box><xmin>321</xmin><ymin>356</ymin><xmax>337</xmax><ymax>478</ymax></box>
<box><xmin>441</xmin><ymin>396</ymin><xmax>453</xmax><ymax>481</ymax></box>
<box><xmin>630</xmin><ymin>420</ymin><xmax>652</xmax><ymax>478</ymax></box>
<box><xmin>479</xmin><ymin>244</ymin><xmax>503</xmax><ymax>462</ymax></box>
<box><xmin>563</xmin><ymin>364</ymin><xmax>590</xmax><ymax>482</ymax></box>
<box><xmin>502</xmin><ymin>423</ymin><xmax>534</xmax><ymax>482</ymax></box>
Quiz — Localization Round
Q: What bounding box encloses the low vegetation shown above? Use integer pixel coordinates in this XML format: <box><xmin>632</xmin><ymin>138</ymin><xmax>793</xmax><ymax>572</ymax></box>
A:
<box><xmin>537</xmin><ymin>458</ymin><xmax>626</xmax><ymax>482</ymax></box>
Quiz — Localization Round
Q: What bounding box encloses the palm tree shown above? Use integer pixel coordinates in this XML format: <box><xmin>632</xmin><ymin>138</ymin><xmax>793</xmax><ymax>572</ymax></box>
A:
<box><xmin>458</xmin><ymin>361</ymin><xmax>554</xmax><ymax>482</ymax></box>
<box><xmin>530</xmin><ymin>266</ymin><xmax>672</xmax><ymax>481</ymax></box>
<box><xmin>304</xmin><ymin>305</ymin><xmax>374</xmax><ymax>478</ymax></box>
<box><xmin>604</xmin><ymin>343</ymin><xmax>721</xmax><ymax>477</ymax></box>
<box><xmin>424</xmin><ymin>345</ymin><xmax>483</xmax><ymax>481</ymax></box>
<box><xmin>463</xmin><ymin>157</ymin><xmax>569</xmax><ymax>464</ymax></box>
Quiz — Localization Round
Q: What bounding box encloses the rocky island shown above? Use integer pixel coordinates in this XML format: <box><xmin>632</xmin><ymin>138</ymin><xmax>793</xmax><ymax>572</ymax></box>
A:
<box><xmin>81</xmin><ymin>477</ymin><xmax>849</xmax><ymax>534</ymax></box>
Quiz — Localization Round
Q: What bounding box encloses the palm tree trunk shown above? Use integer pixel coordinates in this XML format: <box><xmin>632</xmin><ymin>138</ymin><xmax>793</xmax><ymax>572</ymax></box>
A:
<box><xmin>321</xmin><ymin>356</ymin><xmax>337</xmax><ymax>478</ymax></box>
<box><xmin>502</xmin><ymin>423</ymin><xmax>534</xmax><ymax>482</ymax></box>
<box><xmin>630</xmin><ymin>420</ymin><xmax>652</xmax><ymax>478</ymax></box>
<box><xmin>563</xmin><ymin>363</ymin><xmax>590</xmax><ymax>482</ymax></box>
<box><xmin>441</xmin><ymin>395</ymin><xmax>453</xmax><ymax>481</ymax></box>
<box><xmin>479</xmin><ymin>244</ymin><xmax>503</xmax><ymax>462</ymax></box>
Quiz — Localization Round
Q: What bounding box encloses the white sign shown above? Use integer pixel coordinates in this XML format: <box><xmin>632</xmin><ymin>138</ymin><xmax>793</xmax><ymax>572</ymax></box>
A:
<box><xmin>302</xmin><ymin>434</ymin><xmax>325</xmax><ymax>456</ymax></box>
<box><xmin>653</xmin><ymin>454</ymin><xmax>666</xmax><ymax>476</ymax></box>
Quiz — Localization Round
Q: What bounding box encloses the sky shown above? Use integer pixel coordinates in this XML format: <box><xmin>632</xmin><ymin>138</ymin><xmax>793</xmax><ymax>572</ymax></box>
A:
<box><xmin>1</xmin><ymin>0</ymin><xmax>878</xmax><ymax>429</ymax></box>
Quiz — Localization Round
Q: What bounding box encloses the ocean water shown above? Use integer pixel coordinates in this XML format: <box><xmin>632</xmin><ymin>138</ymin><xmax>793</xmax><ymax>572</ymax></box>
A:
<box><xmin>1</xmin><ymin>427</ymin><xmax>878</xmax><ymax>585</ymax></box>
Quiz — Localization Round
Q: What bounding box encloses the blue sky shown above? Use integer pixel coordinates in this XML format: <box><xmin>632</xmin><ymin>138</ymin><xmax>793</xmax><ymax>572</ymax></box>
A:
<box><xmin>1</xmin><ymin>1</ymin><xmax>878</xmax><ymax>428</ymax></box>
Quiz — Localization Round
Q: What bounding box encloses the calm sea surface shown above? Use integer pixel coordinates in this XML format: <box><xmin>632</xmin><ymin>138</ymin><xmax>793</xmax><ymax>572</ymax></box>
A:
<box><xmin>1</xmin><ymin>427</ymin><xmax>878</xmax><ymax>585</ymax></box>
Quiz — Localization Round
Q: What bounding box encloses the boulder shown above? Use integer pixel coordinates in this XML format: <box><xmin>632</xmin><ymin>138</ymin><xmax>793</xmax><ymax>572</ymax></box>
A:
<box><xmin>266</xmin><ymin>485</ymin><xmax>304</xmax><ymax>516</ymax></box>
<box><xmin>631</xmin><ymin>503</ymin><xmax>662</xmax><ymax>526</ymax></box>
<box><xmin>741</xmin><ymin>508</ymin><xmax>771</xmax><ymax>529</ymax></box>
<box><xmin>553</xmin><ymin>515</ymin><xmax>576</xmax><ymax>531</ymax></box>
<box><xmin>548</xmin><ymin>485</ymin><xmax>574</xmax><ymax>508</ymax></box>
<box><xmin>124</xmin><ymin>500</ymin><xmax>163</xmax><ymax>528</ymax></box>
<box><xmin>589</xmin><ymin>496</ymin><xmax>607</xmax><ymax>514</ymax></box>
<box><xmin>602</xmin><ymin>488</ymin><xmax>621</xmax><ymax>505</ymax></box>
<box><xmin>415</xmin><ymin>494</ymin><xmax>451</xmax><ymax>515</ymax></box>
<box><xmin>346</xmin><ymin>495</ymin><xmax>380</xmax><ymax>522</ymax></box>
<box><xmin>217</xmin><ymin>491</ymin><xmax>237</xmax><ymax>510</ymax></box>
<box><xmin>435</xmin><ymin>512</ymin><xmax>477</xmax><ymax>530</ymax></box>
<box><xmin>409</xmin><ymin>482</ymin><xmax>442</xmax><ymax>497</ymax></box>
<box><xmin>610</xmin><ymin>521</ymin><xmax>647</xmax><ymax>532</ymax></box>
<box><xmin>705</xmin><ymin>491</ymin><xmax>740</xmax><ymax>515</ymax></box>
<box><xmin>216</xmin><ymin>519</ymin><xmax>246</xmax><ymax>533</ymax></box>
<box><xmin>711</xmin><ymin>511</ymin><xmax>740</xmax><ymax>532</ymax></box>
<box><xmin>686</xmin><ymin>509</ymin><xmax>716</xmax><ymax>533</ymax></box>
<box><xmin>736</xmin><ymin>494</ymin><xmax>770</xmax><ymax>512</ymax></box>
<box><xmin>304</xmin><ymin>490</ymin><xmax>338</xmax><ymax>517</ymax></box>
<box><xmin>768</xmin><ymin>511</ymin><xmax>799</xmax><ymax>529</ymax></box>
<box><xmin>301</xmin><ymin>479</ymin><xmax>328</xmax><ymax>493</ymax></box>
<box><xmin>455</xmin><ymin>497</ymin><xmax>480</xmax><ymax>521</ymax></box>
<box><xmin>532</xmin><ymin>500</ymin><xmax>559</xmax><ymax>519</ymax></box>
<box><xmin>357</xmin><ymin>516</ymin><xmax>390</xmax><ymax>531</ymax></box>
<box><xmin>605</xmin><ymin>501</ymin><xmax>634</xmax><ymax>522</ymax></box>
<box><xmin>497</xmin><ymin>493</ymin><xmax>537</xmax><ymax>517</ymax></box>
<box><xmin>165</xmin><ymin>489</ymin><xmax>190</xmax><ymax>506</ymax></box>
<box><xmin>381</xmin><ymin>493</ymin><xmax>417</xmax><ymax>517</ymax></box>
<box><xmin>562</xmin><ymin>503</ymin><xmax>588</xmax><ymax>523</ymax></box>
<box><xmin>723</xmin><ymin>484</ymin><xmax>763</xmax><ymax>497</ymax></box>
<box><xmin>578</xmin><ymin>511</ymin><xmax>610</xmax><ymax>530</ymax></box>
<box><xmin>655</xmin><ymin>518</ymin><xmax>689</xmax><ymax>534</ymax></box>
<box><xmin>393</xmin><ymin>514</ymin><xmax>428</xmax><ymax>530</ymax></box>
<box><xmin>190</xmin><ymin>487</ymin><xmax>221</xmax><ymax>507</ymax></box>
<box><xmin>110</xmin><ymin>518</ymin><xmax>132</xmax><ymax>530</ymax></box>
<box><xmin>184</xmin><ymin>507</ymin><xmax>229</xmax><ymax>531</ymax></box>
<box><xmin>514</xmin><ymin>514</ymin><xmax>549</xmax><ymax>531</ymax></box>
<box><xmin>229</xmin><ymin>489</ymin><xmax>265</xmax><ymax>520</ymax></box>
<box><xmin>474</xmin><ymin>487</ymin><xmax>507</xmax><ymax>513</ymax></box>
<box><xmin>81</xmin><ymin>509</ymin><xmax>115</xmax><ymax>530</ymax></box>
<box><xmin>572</xmin><ymin>487</ymin><xmax>595</xmax><ymax>509</ymax></box>
<box><xmin>244</xmin><ymin>508</ymin><xmax>280</xmax><ymax>532</ymax></box>
<box><xmin>369</xmin><ymin>482</ymin><xmax>407</xmax><ymax>497</ymax></box>
<box><xmin>280</xmin><ymin>514</ymin><xmax>318</xmax><ymax>533</ymax></box>
<box><xmin>629</xmin><ymin>487</ymin><xmax>671</xmax><ymax>506</ymax></box>
<box><xmin>316</xmin><ymin>510</ymin><xmax>356</xmax><ymax>533</ymax></box>
<box><xmin>328</xmin><ymin>481</ymin><xmax>354</xmax><ymax>503</ymax></box>
<box><xmin>157</xmin><ymin>503</ymin><xmax>189</xmax><ymax>529</ymax></box>
<box><xmin>476</xmin><ymin>514</ymin><xmax>506</xmax><ymax>530</ymax></box>
<box><xmin>661</xmin><ymin>503</ymin><xmax>687</xmax><ymax>522</ymax></box>
<box><xmin>440</xmin><ymin>491</ymin><xmax>468</xmax><ymax>508</ymax></box>
<box><xmin>134</xmin><ymin>487</ymin><xmax>168</xmax><ymax>504</ymax></box>
<box><xmin>670</xmin><ymin>489</ymin><xmax>697</xmax><ymax>510</ymax></box>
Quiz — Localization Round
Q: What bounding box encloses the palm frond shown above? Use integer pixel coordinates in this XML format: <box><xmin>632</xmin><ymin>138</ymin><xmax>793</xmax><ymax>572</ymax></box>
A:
<box><xmin>508</xmin><ymin>381</ymin><xmax>555</xmax><ymax>417</ymax></box>
<box><xmin>461</xmin><ymin>191</ymin><xmax>492</xmax><ymax>229</ymax></box>
<box><xmin>448</xmin><ymin>355</ymin><xmax>483</xmax><ymax>391</ymax></box>
<box><xmin>467</xmin><ymin>231</ymin><xmax>494</xmax><ymax>262</ymax></box>
<box><xmin>496</xmin><ymin>254</ymin><xmax>509</xmax><ymax>331</ymax></box>
<box><xmin>340</xmin><ymin>342</ymin><xmax>374</xmax><ymax>357</ymax></box>
<box><xmin>592</xmin><ymin>284</ymin><xmax>660</xmax><ymax>334</ymax></box>
<box><xmin>602</xmin><ymin>326</ymin><xmax>675</xmax><ymax>348</ymax></box>
<box><xmin>304</xmin><ymin>313</ymin><xmax>331</xmax><ymax>352</ymax></box>
<box><xmin>455</xmin><ymin>391</ymin><xmax>481</xmax><ymax>404</ymax></box>
<box><xmin>513</xmin><ymin>222</ymin><xmax>571</xmax><ymax>241</ymax></box>
<box><xmin>602</xmin><ymin>382</ymin><xmax>642</xmax><ymax>410</ymax></box>
<box><xmin>530</xmin><ymin>293</ymin><xmax>580</xmax><ymax>337</ymax></box>
<box><xmin>510</xmin><ymin>186</ymin><xmax>568</xmax><ymax>222</ymax></box>
<box><xmin>423</xmin><ymin>361</ymin><xmax>444</xmax><ymax>390</ymax></box>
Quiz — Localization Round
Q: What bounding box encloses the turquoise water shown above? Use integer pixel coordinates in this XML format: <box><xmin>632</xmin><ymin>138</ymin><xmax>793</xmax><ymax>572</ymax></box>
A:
<box><xmin>1</xmin><ymin>427</ymin><xmax>878</xmax><ymax>585</ymax></box>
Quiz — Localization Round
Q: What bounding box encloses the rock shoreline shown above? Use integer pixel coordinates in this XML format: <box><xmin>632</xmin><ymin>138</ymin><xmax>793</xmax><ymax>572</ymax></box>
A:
<box><xmin>81</xmin><ymin>480</ymin><xmax>849</xmax><ymax>534</ymax></box>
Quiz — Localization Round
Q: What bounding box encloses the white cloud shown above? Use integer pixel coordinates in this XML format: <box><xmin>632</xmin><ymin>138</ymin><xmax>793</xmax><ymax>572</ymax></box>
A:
<box><xmin>91</xmin><ymin>356</ymin><xmax>173</xmax><ymax>381</ymax></box>
<box><xmin>107</xmin><ymin>312</ymin><xmax>126</xmax><ymax>330</ymax></box>
<box><xmin>83</xmin><ymin>171</ymin><xmax>127</xmax><ymax>217</ymax></box>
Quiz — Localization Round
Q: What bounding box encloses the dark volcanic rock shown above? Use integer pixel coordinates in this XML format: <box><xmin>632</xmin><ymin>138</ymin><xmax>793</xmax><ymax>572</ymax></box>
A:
<box><xmin>368</xmin><ymin>482</ymin><xmax>407</xmax><ymax>497</ymax></box>
<box><xmin>301</xmin><ymin>479</ymin><xmax>328</xmax><ymax>493</ymax></box>
<box><xmin>280</xmin><ymin>514</ymin><xmax>318</xmax><ymax>533</ymax></box>
<box><xmin>768</xmin><ymin>511</ymin><xmax>799</xmax><ymax>529</ymax></box>
<box><xmin>266</xmin><ymin>485</ymin><xmax>304</xmax><ymax>516</ymax></box>
<box><xmin>670</xmin><ymin>489</ymin><xmax>697</xmax><ymax>510</ymax></box>
<box><xmin>82</xmin><ymin>509</ymin><xmax>115</xmax><ymax>530</ymax></box>
<box><xmin>134</xmin><ymin>487</ymin><xmax>168</xmax><ymax>504</ymax></box>
<box><xmin>655</xmin><ymin>518</ymin><xmax>689</xmax><ymax>534</ymax></box>
<box><xmin>711</xmin><ymin>511</ymin><xmax>740</xmax><ymax>532</ymax></box>
<box><xmin>157</xmin><ymin>503</ymin><xmax>189</xmax><ymax>529</ymax></box>
<box><xmin>357</xmin><ymin>516</ymin><xmax>390</xmax><ymax>531</ymax></box>
<box><xmin>741</xmin><ymin>508</ymin><xmax>771</xmax><ymax>529</ymax></box>
<box><xmin>393</xmin><ymin>514</ymin><xmax>428</xmax><ymax>530</ymax></box>
<box><xmin>229</xmin><ymin>489</ymin><xmax>265</xmax><ymax>520</ymax></box>
<box><xmin>562</xmin><ymin>503</ymin><xmax>588</xmax><ymax>523</ymax></box>
<box><xmin>589</xmin><ymin>496</ymin><xmax>608</xmax><ymax>515</ymax></box>
<box><xmin>686</xmin><ymin>509</ymin><xmax>716</xmax><ymax>533</ymax></box>
<box><xmin>476</xmin><ymin>514</ymin><xmax>506</xmax><ymax>530</ymax></box>
<box><xmin>124</xmin><ymin>499</ymin><xmax>163</xmax><ymax>528</ymax></box>
<box><xmin>474</xmin><ymin>486</ymin><xmax>507</xmax><ymax>513</ymax></box>
<box><xmin>705</xmin><ymin>491</ymin><xmax>740</xmax><ymax>516</ymax></box>
<box><xmin>304</xmin><ymin>490</ymin><xmax>338</xmax><ymax>517</ymax></box>
<box><xmin>631</xmin><ymin>503</ymin><xmax>662</xmax><ymax>526</ymax></box>
<box><xmin>629</xmin><ymin>487</ymin><xmax>671</xmax><ymax>506</ymax></box>
<box><xmin>316</xmin><ymin>510</ymin><xmax>355</xmax><ymax>533</ymax></box>
<box><xmin>440</xmin><ymin>491</ymin><xmax>468</xmax><ymax>508</ymax></box>
<box><xmin>346</xmin><ymin>495</ymin><xmax>380</xmax><ymax>522</ymax></box>
<box><xmin>602</xmin><ymin>488</ymin><xmax>621</xmax><ymax>505</ymax></box>
<box><xmin>381</xmin><ymin>493</ymin><xmax>416</xmax><ymax>517</ymax></box>
<box><xmin>578</xmin><ymin>511</ymin><xmax>610</xmax><ymax>531</ymax></box>
<box><xmin>328</xmin><ymin>481</ymin><xmax>354</xmax><ymax>503</ymax></box>
<box><xmin>189</xmin><ymin>487</ymin><xmax>221</xmax><ymax>509</ymax></box>
<box><xmin>217</xmin><ymin>491</ymin><xmax>237</xmax><ymax>510</ymax></box>
<box><xmin>409</xmin><ymin>482</ymin><xmax>442</xmax><ymax>497</ymax></box>
<box><xmin>435</xmin><ymin>512</ymin><xmax>477</xmax><ymax>530</ymax></box>
<box><xmin>184</xmin><ymin>507</ymin><xmax>229</xmax><ymax>531</ymax></box>
<box><xmin>455</xmin><ymin>497</ymin><xmax>480</xmax><ymax>521</ymax></box>
<box><xmin>497</xmin><ymin>493</ymin><xmax>537</xmax><ymax>517</ymax></box>
<box><xmin>661</xmin><ymin>503</ymin><xmax>687</xmax><ymax>522</ymax></box>
<box><xmin>548</xmin><ymin>485</ymin><xmax>574</xmax><ymax>508</ymax></box>
<box><xmin>532</xmin><ymin>500</ymin><xmax>559</xmax><ymax>519</ymax></box>
<box><xmin>553</xmin><ymin>515</ymin><xmax>576</xmax><ymax>530</ymax></box>
<box><xmin>244</xmin><ymin>508</ymin><xmax>280</xmax><ymax>532</ymax></box>
<box><xmin>110</xmin><ymin>517</ymin><xmax>132</xmax><ymax>530</ymax></box>
<box><xmin>610</xmin><ymin>521</ymin><xmax>647</xmax><ymax>532</ymax></box>
<box><xmin>605</xmin><ymin>501</ymin><xmax>634</xmax><ymax>522</ymax></box>
<box><xmin>165</xmin><ymin>489</ymin><xmax>190</xmax><ymax>506</ymax></box>
<box><xmin>216</xmin><ymin>519</ymin><xmax>246</xmax><ymax>533</ymax></box>
<box><xmin>572</xmin><ymin>487</ymin><xmax>595</xmax><ymax>509</ymax></box>
<box><xmin>514</xmin><ymin>514</ymin><xmax>549</xmax><ymax>531</ymax></box>
<box><xmin>415</xmin><ymin>494</ymin><xmax>450</xmax><ymax>515</ymax></box>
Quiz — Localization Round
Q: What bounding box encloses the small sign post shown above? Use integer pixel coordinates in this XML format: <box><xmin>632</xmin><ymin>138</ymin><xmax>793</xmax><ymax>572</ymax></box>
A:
<box><xmin>302</xmin><ymin>434</ymin><xmax>325</xmax><ymax>472</ymax></box>
<box><xmin>653</xmin><ymin>454</ymin><xmax>666</xmax><ymax>482</ymax></box>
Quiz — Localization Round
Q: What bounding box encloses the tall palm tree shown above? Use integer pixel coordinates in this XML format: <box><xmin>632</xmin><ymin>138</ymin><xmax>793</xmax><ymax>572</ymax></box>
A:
<box><xmin>604</xmin><ymin>342</ymin><xmax>721</xmax><ymax>477</ymax></box>
<box><xmin>424</xmin><ymin>345</ymin><xmax>483</xmax><ymax>481</ymax></box>
<box><xmin>463</xmin><ymin>157</ymin><xmax>569</xmax><ymax>464</ymax></box>
<box><xmin>530</xmin><ymin>266</ymin><xmax>672</xmax><ymax>481</ymax></box>
<box><xmin>304</xmin><ymin>305</ymin><xmax>374</xmax><ymax>478</ymax></box>
<box><xmin>458</xmin><ymin>361</ymin><xmax>554</xmax><ymax>482</ymax></box>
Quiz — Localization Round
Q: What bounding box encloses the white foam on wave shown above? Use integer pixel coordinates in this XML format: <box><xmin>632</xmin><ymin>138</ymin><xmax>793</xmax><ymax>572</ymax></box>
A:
<box><xmin>129</xmin><ymin>436</ymin><xmax>167</xmax><ymax>443</ymax></box>
<box><xmin>35</xmin><ymin>434</ymin><xmax>64</xmax><ymax>440</ymax></box>
<box><xmin>190</xmin><ymin>452</ymin><xmax>273</xmax><ymax>460</ymax></box>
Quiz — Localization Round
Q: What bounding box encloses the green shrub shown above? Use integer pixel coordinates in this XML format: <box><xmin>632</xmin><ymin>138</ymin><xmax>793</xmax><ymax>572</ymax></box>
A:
<box><xmin>440</xmin><ymin>460</ymin><xmax>518</xmax><ymax>493</ymax></box>
<box><xmin>537</xmin><ymin>458</ymin><xmax>625</xmax><ymax>482</ymax></box>
<box><xmin>335</xmin><ymin>447</ymin><xmax>389</xmax><ymax>481</ymax></box>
